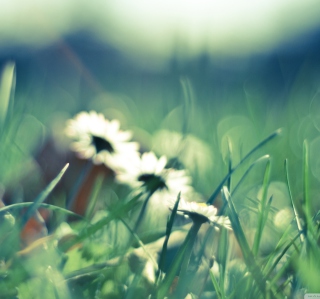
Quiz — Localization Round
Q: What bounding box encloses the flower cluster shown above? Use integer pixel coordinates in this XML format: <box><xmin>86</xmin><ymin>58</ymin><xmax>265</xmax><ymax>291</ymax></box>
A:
<box><xmin>65</xmin><ymin>111</ymin><xmax>231</xmax><ymax>228</ymax></box>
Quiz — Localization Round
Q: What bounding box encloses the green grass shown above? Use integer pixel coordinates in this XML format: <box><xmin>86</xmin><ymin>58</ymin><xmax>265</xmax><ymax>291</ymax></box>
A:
<box><xmin>0</xmin><ymin>59</ymin><xmax>320</xmax><ymax>299</ymax></box>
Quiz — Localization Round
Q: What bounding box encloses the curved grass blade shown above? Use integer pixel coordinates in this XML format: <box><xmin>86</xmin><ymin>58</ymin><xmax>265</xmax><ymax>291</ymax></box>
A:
<box><xmin>0</xmin><ymin>202</ymin><xmax>83</xmax><ymax>219</ymax></box>
<box><xmin>264</xmin><ymin>231</ymin><xmax>301</xmax><ymax>280</ymax></box>
<box><xmin>252</xmin><ymin>160</ymin><xmax>271</xmax><ymax>256</ymax></box>
<box><xmin>285</xmin><ymin>159</ymin><xmax>304</xmax><ymax>243</ymax></box>
<box><xmin>21</xmin><ymin>163</ymin><xmax>69</xmax><ymax>227</ymax></box>
<box><xmin>60</xmin><ymin>193</ymin><xmax>142</xmax><ymax>252</ymax></box>
<box><xmin>219</xmin><ymin>155</ymin><xmax>270</xmax><ymax>215</ymax></box>
<box><xmin>0</xmin><ymin>62</ymin><xmax>15</xmax><ymax>131</ymax></box>
<box><xmin>207</xmin><ymin>129</ymin><xmax>281</xmax><ymax>205</ymax></box>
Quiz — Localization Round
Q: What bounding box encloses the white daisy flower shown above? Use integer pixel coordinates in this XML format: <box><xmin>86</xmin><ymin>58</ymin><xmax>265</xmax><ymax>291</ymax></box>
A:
<box><xmin>117</xmin><ymin>151</ymin><xmax>193</xmax><ymax>195</ymax></box>
<box><xmin>65</xmin><ymin>111</ymin><xmax>139</xmax><ymax>170</ymax></box>
<box><xmin>168</xmin><ymin>197</ymin><xmax>232</xmax><ymax>229</ymax></box>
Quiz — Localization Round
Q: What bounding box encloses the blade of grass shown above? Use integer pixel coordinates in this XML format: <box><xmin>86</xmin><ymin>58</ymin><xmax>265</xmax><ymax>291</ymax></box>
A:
<box><xmin>180</xmin><ymin>77</ymin><xmax>195</xmax><ymax>136</ymax></box>
<box><xmin>217</xmin><ymin>227</ymin><xmax>228</xmax><ymax>298</ymax></box>
<box><xmin>21</xmin><ymin>164</ymin><xmax>69</xmax><ymax>228</ymax></box>
<box><xmin>0</xmin><ymin>62</ymin><xmax>15</xmax><ymax>131</ymax></box>
<box><xmin>207</xmin><ymin>129</ymin><xmax>281</xmax><ymax>205</ymax></box>
<box><xmin>284</xmin><ymin>159</ymin><xmax>304</xmax><ymax>243</ymax></box>
<box><xmin>156</xmin><ymin>221</ymin><xmax>202</xmax><ymax>299</ymax></box>
<box><xmin>0</xmin><ymin>202</ymin><xmax>83</xmax><ymax>219</ymax></box>
<box><xmin>219</xmin><ymin>155</ymin><xmax>270</xmax><ymax>215</ymax></box>
<box><xmin>156</xmin><ymin>192</ymin><xmax>181</xmax><ymax>283</ymax></box>
<box><xmin>302</xmin><ymin>140</ymin><xmax>317</xmax><ymax>239</ymax></box>
<box><xmin>252</xmin><ymin>160</ymin><xmax>271</xmax><ymax>256</ymax></box>
<box><xmin>210</xmin><ymin>269</ymin><xmax>226</xmax><ymax>299</ymax></box>
<box><xmin>265</xmin><ymin>232</ymin><xmax>301</xmax><ymax>280</ymax></box>
<box><xmin>59</xmin><ymin>193</ymin><xmax>142</xmax><ymax>253</ymax></box>
<box><xmin>227</xmin><ymin>137</ymin><xmax>232</xmax><ymax>191</ymax></box>
<box><xmin>222</xmin><ymin>186</ymin><xmax>266</xmax><ymax>294</ymax></box>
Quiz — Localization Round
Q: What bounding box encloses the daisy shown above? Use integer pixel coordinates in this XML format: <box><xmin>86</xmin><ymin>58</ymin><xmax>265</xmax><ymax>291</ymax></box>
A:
<box><xmin>65</xmin><ymin>111</ymin><xmax>139</xmax><ymax>170</ymax></box>
<box><xmin>116</xmin><ymin>151</ymin><xmax>193</xmax><ymax>196</ymax></box>
<box><xmin>168</xmin><ymin>197</ymin><xmax>232</xmax><ymax>229</ymax></box>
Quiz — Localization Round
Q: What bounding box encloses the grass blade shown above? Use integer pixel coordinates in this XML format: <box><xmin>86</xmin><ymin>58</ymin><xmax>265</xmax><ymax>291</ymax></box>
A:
<box><xmin>156</xmin><ymin>222</ymin><xmax>201</xmax><ymax>299</ymax></box>
<box><xmin>217</xmin><ymin>227</ymin><xmax>228</xmax><ymax>298</ymax></box>
<box><xmin>285</xmin><ymin>159</ymin><xmax>304</xmax><ymax>243</ymax></box>
<box><xmin>222</xmin><ymin>186</ymin><xmax>266</xmax><ymax>294</ymax></box>
<box><xmin>218</xmin><ymin>155</ymin><xmax>270</xmax><ymax>215</ymax></box>
<box><xmin>302</xmin><ymin>140</ymin><xmax>316</xmax><ymax>239</ymax></box>
<box><xmin>59</xmin><ymin>193</ymin><xmax>142</xmax><ymax>252</ymax></box>
<box><xmin>157</xmin><ymin>192</ymin><xmax>181</xmax><ymax>282</ymax></box>
<box><xmin>252</xmin><ymin>160</ymin><xmax>271</xmax><ymax>256</ymax></box>
<box><xmin>0</xmin><ymin>202</ymin><xmax>83</xmax><ymax>219</ymax></box>
<box><xmin>21</xmin><ymin>164</ymin><xmax>69</xmax><ymax>227</ymax></box>
<box><xmin>210</xmin><ymin>269</ymin><xmax>225</xmax><ymax>299</ymax></box>
<box><xmin>0</xmin><ymin>62</ymin><xmax>15</xmax><ymax>130</ymax></box>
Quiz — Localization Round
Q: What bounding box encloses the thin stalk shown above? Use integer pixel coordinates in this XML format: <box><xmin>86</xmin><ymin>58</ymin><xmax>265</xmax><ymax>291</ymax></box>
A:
<box><xmin>131</xmin><ymin>190</ymin><xmax>154</xmax><ymax>241</ymax></box>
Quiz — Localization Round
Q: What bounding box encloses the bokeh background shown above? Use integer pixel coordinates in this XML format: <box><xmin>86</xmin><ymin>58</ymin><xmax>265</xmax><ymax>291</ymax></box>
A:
<box><xmin>1</xmin><ymin>0</ymin><xmax>320</xmax><ymax>207</ymax></box>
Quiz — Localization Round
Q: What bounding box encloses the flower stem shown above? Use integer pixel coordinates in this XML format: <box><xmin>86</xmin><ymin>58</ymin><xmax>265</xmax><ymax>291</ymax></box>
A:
<box><xmin>132</xmin><ymin>191</ymin><xmax>153</xmax><ymax>233</ymax></box>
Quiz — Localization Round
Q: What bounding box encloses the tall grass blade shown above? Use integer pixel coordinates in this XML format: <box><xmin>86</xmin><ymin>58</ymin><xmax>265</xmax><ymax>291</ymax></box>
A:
<box><xmin>207</xmin><ymin>129</ymin><xmax>281</xmax><ymax>205</ymax></box>
<box><xmin>0</xmin><ymin>62</ymin><xmax>15</xmax><ymax>131</ymax></box>
<box><xmin>180</xmin><ymin>77</ymin><xmax>195</xmax><ymax>135</ymax></box>
<box><xmin>227</xmin><ymin>137</ymin><xmax>232</xmax><ymax>191</ymax></box>
<box><xmin>60</xmin><ymin>193</ymin><xmax>142</xmax><ymax>252</ymax></box>
<box><xmin>284</xmin><ymin>159</ymin><xmax>304</xmax><ymax>243</ymax></box>
<box><xmin>210</xmin><ymin>269</ymin><xmax>225</xmax><ymax>299</ymax></box>
<box><xmin>302</xmin><ymin>140</ymin><xmax>316</xmax><ymax>239</ymax></box>
<box><xmin>252</xmin><ymin>160</ymin><xmax>271</xmax><ymax>256</ymax></box>
<box><xmin>222</xmin><ymin>186</ymin><xmax>266</xmax><ymax>294</ymax></box>
<box><xmin>156</xmin><ymin>222</ymin><xmax>201</xmax><ymax>299</ymax></box>
<box><xmin>21</xmin><ymin>164</ymin><xmax>69</xmax><ymax>227</ymax></box>
<box><xmin>157</xmin><ymin>192</ymin><xmax>181</xmax><ymax>283</ymax></box>
<box><xmin>217</xmin><ymin>227</ymin><xmax>228</xmax><ymax>298</ymax></box>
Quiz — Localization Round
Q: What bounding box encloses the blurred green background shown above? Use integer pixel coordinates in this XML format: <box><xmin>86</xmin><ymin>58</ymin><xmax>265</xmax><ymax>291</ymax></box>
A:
<box><xmin>1</xmin><ymin>0</ymin><xmax>320</xmax><ymax>207</ymax></box>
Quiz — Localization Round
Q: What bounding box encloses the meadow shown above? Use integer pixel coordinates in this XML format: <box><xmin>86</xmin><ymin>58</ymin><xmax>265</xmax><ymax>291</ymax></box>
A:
<box><xmin>0</xmin><ymin>44</ymin><xmax>320</xmax><ymax>299</ymax></box>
